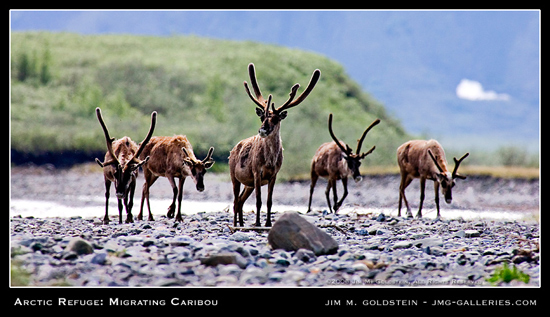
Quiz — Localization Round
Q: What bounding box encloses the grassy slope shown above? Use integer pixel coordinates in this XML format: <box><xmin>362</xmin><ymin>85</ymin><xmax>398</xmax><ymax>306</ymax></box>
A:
<box><xmin>11</xmin><ymin>31</ymin><xmax>410</xmax><ymax>179</ymax></box>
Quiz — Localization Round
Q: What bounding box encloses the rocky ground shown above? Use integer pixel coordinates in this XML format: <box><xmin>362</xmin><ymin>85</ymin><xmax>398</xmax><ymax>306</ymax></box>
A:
<box><xmin>11</xmin><ymin>210</ymin><xmax>539</xmax><ymax>287</ymax></box>
<box><xmin>10</xmin><ymin>166</ymin><xmax>540</xmax><ymax>287</ymax></box>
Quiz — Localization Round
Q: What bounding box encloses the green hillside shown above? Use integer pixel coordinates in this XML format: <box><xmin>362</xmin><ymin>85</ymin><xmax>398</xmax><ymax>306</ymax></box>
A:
<box><xmin>10</xmin><ymin>31</ymin><xmax>409</xmax><ymax>178</ymax></box>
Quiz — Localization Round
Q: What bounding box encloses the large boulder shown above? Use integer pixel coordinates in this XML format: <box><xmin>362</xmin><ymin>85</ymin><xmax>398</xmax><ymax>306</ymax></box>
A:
<box><xmin>267</xmin><ymin>212</ymin><xmax>338</xmax><ymax>256</ymax></box>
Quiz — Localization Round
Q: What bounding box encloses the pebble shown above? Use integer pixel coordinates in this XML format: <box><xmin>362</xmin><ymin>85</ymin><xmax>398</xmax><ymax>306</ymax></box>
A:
<box><xmin>392</xmin><ymin>241</ymin><xmax>412</xmax><ymax>249</ymax></box>
<box><xmin>10</xmin><ymin>212</ymin><xmax>539</xmax><ymax>286</ymax></box>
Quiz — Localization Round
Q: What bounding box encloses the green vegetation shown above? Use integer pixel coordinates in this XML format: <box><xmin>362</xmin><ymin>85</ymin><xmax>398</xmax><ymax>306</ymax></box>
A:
<box><xmin>10</xmin><ymin>31</ymin><xmax>409</xmax><ymax>179</ymax></box>
<box><xmin>486</xmin><ymin>263</ymin><xmax>530</xmax><ymax>285</ymax></box>
<box><xmin>11</xmin><ymin>260</ymin><xmax>30</xmax><ymax>286</ymax></box>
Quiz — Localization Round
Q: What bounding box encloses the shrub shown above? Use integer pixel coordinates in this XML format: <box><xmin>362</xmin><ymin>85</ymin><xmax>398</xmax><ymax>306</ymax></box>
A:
<box><xmin>486</xmin><ymin>262</ymin><xmax>530</xmax><ymax>285</ymax></box>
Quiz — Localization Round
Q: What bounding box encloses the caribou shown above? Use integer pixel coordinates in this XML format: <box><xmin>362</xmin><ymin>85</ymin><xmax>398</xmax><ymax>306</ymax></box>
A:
<box><xmin>307</xmin><ymin>113</ymin><xmax>380</xmax><ymax>213</ymax></box>
<box><xmin>397</xmin><ymin>139</ymin><xmax>469</xmax><ymax>219</ymax></box>
<box><xmin>229</xmin><ymin>63</ymin><xmax>321</xmax><ymax>227</ymax></box>
<box><xmin>138</xmin><ymin>135</ymin><xmax>215</xmax><ymax>223</ymax></box>
<box><xmin>94</xmin><ymin>107</ymin><xmax>157</xmax><ymax>224</ymax></box>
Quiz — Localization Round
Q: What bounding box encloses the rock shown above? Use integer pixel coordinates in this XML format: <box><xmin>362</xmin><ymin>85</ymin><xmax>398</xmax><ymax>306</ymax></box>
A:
<box><xmin>464</xmin><ymin>230</ymin><xmax>481</xmax><ymax>238</ymax></box>
<box><xmin>64</xmin><ymin>238</ymin><xmax>93</xmax><ymax>255</ymax></box>
<box><xmin>267</xmin><ymin>212</ymin><xmax>338</xmax><ymax>256</ymax></box>
<box><xmin>388</xmin><ymin>218</ymin><xmax>399</xmax><ymax>225</ymax></box>
<box><xmin>423</xmin><ymin>246</ymin><xmax>447</xmax><ymax>256</ymax></box>
<box><xmin>228</xmin><ymin>232</ymin><xmax>252</xmax><ymax>242</ymax></box>
<box><xmin>294</xmin><ymin>248</ymin><xmax>316</xmax><ymax>263</ymax></box>
<box><xmin>392</xmin><ymin>241</ymin><xmax>412</xmax><ymax>249</ymax></box>
<box><xmin>413</xmin><ymin>238</ymin><xmax>443</xmax><ymax>248</ymax></box>
<box><xmin>355</xmin><ymin>228</ymin><xmax>369</xmax><ymax>236</ymax></box>
<box><xmin>453</xmin><ymin>230</ymin><xmax>466</xmax><ymax>238</ymax></box>
<box><xmin>368</xmin><ymin>227</ymin><xmax>379</xmax><ymax>235</ymax></box>
<box><xmin>200</xmin><ymin>252</ymin><xmax>247</xmax><ymax>269</ymax></box>
<box><xmin>170</xmin><ymin>236</ymin><xmax>195</xmax><ymax>246</ymax></box>
<box><xmin>142</xmin><ymin>240</ymin><xmax>155</xmax><ymax>247</ymax></box>
<box><xmin>91</xmin><ymin>252</ymin><xmax>108</xmax><ymax>265</ymax></box>
<box><xmin>376</xmin><ymin>213</ymin><xmax>386</xmax><ymax>222</ymax></box>
<box><xmin>376</xmin><ymin>229</ymin><xmax>388</xmax><ymax>236</ymax></box>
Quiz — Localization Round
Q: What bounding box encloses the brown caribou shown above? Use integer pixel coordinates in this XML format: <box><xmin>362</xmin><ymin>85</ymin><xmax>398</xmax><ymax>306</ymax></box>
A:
<box><xmin>138</xmin><ymin>135</ymin><xmax>215</xmax><ymax>223</ymax></box>
<box><xmin>229</xmin><ymin>63</ymin><xmax>321</xmax><ymax>227</ymax></box>
<box><xmin>94</xmin><ymin>107</ymin><xmax>157</xmax><ymax>224</ymax></box>
<box><xmin>307</xmin><ymin>113</ymin><xmax>380</xmax><ymax>213</ymax></box>
<box><xmin>397</xmin><ymin>139</ymin><xmax>469</xmax><ymax>219</ymax></box>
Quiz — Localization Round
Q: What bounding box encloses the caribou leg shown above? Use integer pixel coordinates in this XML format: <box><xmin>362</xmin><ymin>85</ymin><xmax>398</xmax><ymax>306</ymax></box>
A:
<box><xmin>307</xmin><ymin>171</ymin><xmax>319</xmax><ymax>213</ymax></box>
<box><xmin>416</xmin><ymin>177</ymin><xmax>426</xmax><ymax>219</ymax></box>
<box><xmin>103</xmin><ymin>179</ymin><xmax>111</xmax><ymax>225</ymax></box>
<box><xmin>434</xmin><ymin>181</ymin><xmax>441</xmax><ymax>220</ymax></box>
<box><xmin>166</xmin><ymin>174</ymin><xmax>178</xmax><ymax>219</ymax></box>
<box><xmin>325</xmin><ymin>179</ymin><xmax>334</xmax><ymax>213</ymax></box>
<box><xmin>334</xmin><ymin>177</ymin><xmax>348</xmax><ymax>212</ymax></box>
<box><xmin>124</xmin><ymin>181</ymin><xmax>136</xmax><ymax>223</ymax></box>
<box><xmin>254</xmin><ymin>174</ymin><xmax>263</xmax><ymax>227</ymax></box>
<box><xmin>139</xmin><ymin>170</ymin><xmax>158</xmax><ymax>221</ymax></box>
<box><xmin>265</xmin><ymin>176</ymin><xmax>277</xmax><ymax>227</ymax></box>
<box><xmin>237</xmin><ymin>187</ymin><xmax>254</xmax><ymax>227</ymax></box>
<box><xmin>174</xmin><ymin>177</ymin><xmax>185</xmax><ymax>223</ymax></box>
<box><xmin>398</xmin><ymin>173</ymin><xmax>413</xmax><ymax>218</ymax></box>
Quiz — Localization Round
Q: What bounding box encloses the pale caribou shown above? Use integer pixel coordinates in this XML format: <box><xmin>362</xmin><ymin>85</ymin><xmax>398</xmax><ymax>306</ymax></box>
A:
<box><xmin>397</xmin><ymin>139</ymin><xmax>469</xmax><ymax>219</ymax></box>
<box><xmin>138</xmin><ymin>135</ymin><xmax>215</xmax><ymax>223</ymax></box>
<box><xmin>307</xmin><ymin>113</ymin><xmax>380</xmax><ymax>213</ymax></box>
<box><xmin>94</xmin><ymin>107</ymin><xmax>157</xmax><ymax>224</ymax></box>
<box><xmin>229</xmin><ymin>63</ymin><xmax>321</xmax><ymax>227</ymax></box>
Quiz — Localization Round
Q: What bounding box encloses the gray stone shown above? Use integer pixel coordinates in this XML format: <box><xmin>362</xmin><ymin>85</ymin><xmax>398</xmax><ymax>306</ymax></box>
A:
<box><xmin>355</xmin><ymin>228</ymin><xmax>369</xmax><ymax>236</ymax></box>
<box><xmin>294</xmin><ymin>248</ymin><xmax>316</xmax><ymax>263</ymax></box>
<box><xmin>367</xmin><ymin>227</ymin><xmax>379</xmax><ymax>235</ymax></box>
<box><xmin>170</xmin><ymin>236</ymin><xmax>195</xmax><ymax>246</ymax></box>
<box><xmin>267</xmin><ymin>212</ymin><xmax>338</xmax><ymax>256</ymax></box>
<box><xmin>228</xmin><ymin>232</ymin><xmax>252</xmax><ymax>242</ymax></box>
<box><xmin>64</xmin><ymin>238</ymin><xmax>94</xmax><ymax>255</ymax></box>
<box><xmin>413</xmin><ymin>238</ymin><xmax>444</xmax><ymax>248</ymax></box>
<box><xmin>453</xmin><ymin>230</ymin><xmax>466</xmax><ymax>238</ymax></box>
<box><xmin>376</xmin><ymin>229</ymin><xmax>388</xmax><ymax>236</ymax></box>
<box><xmin>200</xmin><ymin>252</ymin><xmax>247</xmax><ymax>269</ymax></box>
<box><xmin>464</xmin><ymin>230</ymin><xmax>481</xmax><ymax>238</ymax></box>
<box><xmin>91</xmin><ymin>252</ymin><xmax>108</xmax><ymax>265</ymax></box>
<box><xmin>393</xmin><ymin>241</ymin><xmax>412</xmax><ymax>249</ymax></box>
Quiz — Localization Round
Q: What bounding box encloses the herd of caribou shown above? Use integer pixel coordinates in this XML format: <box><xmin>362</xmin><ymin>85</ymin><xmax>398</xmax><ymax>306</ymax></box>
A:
<box><xmin>94</xmin><ymin>63</ymin><xmax>469</xmax><ymax>227</ymax></box>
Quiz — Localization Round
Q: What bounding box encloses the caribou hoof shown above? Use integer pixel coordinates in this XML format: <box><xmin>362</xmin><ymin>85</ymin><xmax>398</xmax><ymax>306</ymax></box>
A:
<box><xmin>167</xmin><ymin>206</ymin><xmax>175</xmax><ymax>219</ymax></box>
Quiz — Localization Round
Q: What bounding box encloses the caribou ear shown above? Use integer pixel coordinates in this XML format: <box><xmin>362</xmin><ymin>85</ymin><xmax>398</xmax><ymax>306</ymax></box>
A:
<box><xmin>255</xmin><ymin>107</ymin><xmax>264</xmax><ymax>117</ymax></box>
<box><xmin>279</xmin><ymin>111</ymin><xmax>288</xmax><ymax>120</ymax></box>
<box><xmin>181</xmin><ymin>147</ymin><xmax>194</xmax><ymax>167</ymax></box>
<box><xmin>183</xmin><ymin>158</ymin><xmax>194</xmax><ymax>167</ymax></box>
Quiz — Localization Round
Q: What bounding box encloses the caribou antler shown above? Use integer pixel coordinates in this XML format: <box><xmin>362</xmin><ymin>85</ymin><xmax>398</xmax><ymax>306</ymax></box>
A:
<box><xmin>452</xmin><ymin>152</ymin><xmax>469</xmax><ymax>179</ymax></box>
<box><xmin>427</xmin><ymin>149</ymin><xmax>445</xmax><ymax>173</ymax></box>
<box><xmin>356</xmin><ymin>118</ymin><xmax>380</xmax><ymax>157</ymax></box>
<box><xmin>244</xmin><ymin>63</ymin><xmax>321</xmax><ymax>113</ymax></box>
<box><xmin>276</xmin><ymin>69</ymin><xmax>321</xmax><ymax>112</ymax></box>
<box><xmin>203</xmin><ymin>147</ymin><xmax>215</xmax><ymax>163</ymax></box>
<box><xmin>131</xmin><ymin>111</ymin><xmax>157</xmax><ymax>165</ymax></box>
<box><xmin>95</xmin><ymin>107</ymin><xmax>120</xmax><ymax>167</ymax></box>
<box><xmin>328</xmin><ymin>113</ymin><xmax>352</xmax><ymax>155</ymax></box>
<box><xmin>244</xmin><ymin>63</ymin><xmax>267</xmax><ymax>110</ymax></box>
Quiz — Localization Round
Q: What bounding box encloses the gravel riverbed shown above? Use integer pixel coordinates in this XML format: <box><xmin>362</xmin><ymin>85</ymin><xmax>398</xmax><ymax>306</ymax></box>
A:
<box><xmin>10</xmin><ymin>166</ymin><xmax>540</xmax><ymax>287</ymax></box>
<box><xmin>11</xmin><ymin>211</ymin><xmax>540</xmax><ymax>287</ymax></box>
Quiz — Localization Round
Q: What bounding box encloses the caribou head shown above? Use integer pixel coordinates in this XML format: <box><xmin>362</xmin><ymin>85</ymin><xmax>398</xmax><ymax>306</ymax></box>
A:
<box><xmin>328</xmin><ymin>113</ymin><xmax>380</xmax><ymax>183</ymax></box>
